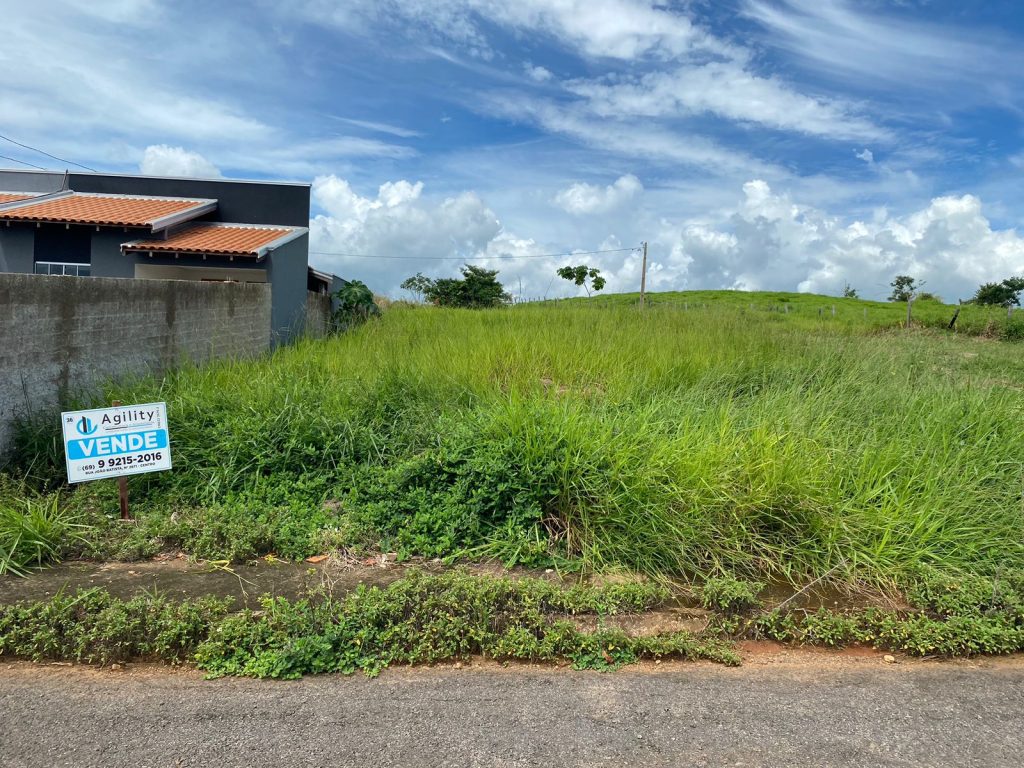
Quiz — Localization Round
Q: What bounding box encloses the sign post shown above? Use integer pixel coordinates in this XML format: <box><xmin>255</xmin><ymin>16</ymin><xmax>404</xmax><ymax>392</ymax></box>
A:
<box><xmin>61</xmin><ymin>402</ymin><xmax>172</xmax><ymax>521</ymax></box>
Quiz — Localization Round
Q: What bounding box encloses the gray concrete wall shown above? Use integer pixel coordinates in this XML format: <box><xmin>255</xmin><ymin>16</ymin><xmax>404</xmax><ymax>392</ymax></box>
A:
<box><xmin>0</xmin><ymin>272</ymin><xmax>271</xmax><ymax>455</ymax></box>
<box><xmin>305</xmin><ymin>291</ymin><xmax>333</xmax><ymax>338</ymax></box>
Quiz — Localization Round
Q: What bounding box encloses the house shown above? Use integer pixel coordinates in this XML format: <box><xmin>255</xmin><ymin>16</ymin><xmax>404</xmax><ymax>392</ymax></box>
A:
<box><xmin>0</xmin><ymin>169</ymin><xmax>336</xmax><ymax>343</ymax></box>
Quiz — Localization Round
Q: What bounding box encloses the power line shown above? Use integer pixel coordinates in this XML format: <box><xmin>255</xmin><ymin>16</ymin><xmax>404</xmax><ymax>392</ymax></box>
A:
<box><xmin>0</xmin><ymin>132</ymin><xmax>97</xmax><ymax>172</ymax></box>
<box><xmin>0</xmin><ymin>153</ymin><xmax>46</xmax><ymax>171</ymax></box>
<box><xmin>307</xmin><ymin>246</ymin><xmax>640</xmax><ymax>261</ymax></box>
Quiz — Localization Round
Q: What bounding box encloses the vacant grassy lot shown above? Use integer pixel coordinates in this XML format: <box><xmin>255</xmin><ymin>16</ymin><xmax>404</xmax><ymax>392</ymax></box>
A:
<box><xmin>4</xmin><ymin>291</ymin><xmax>1024</xmax><ymax>584</ymax></box>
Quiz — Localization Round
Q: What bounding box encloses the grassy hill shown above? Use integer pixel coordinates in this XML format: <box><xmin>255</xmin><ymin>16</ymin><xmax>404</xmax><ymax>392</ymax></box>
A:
<box><xmin>5</xmin><ymin>290</ymin><xmax>1024</xmax><ymax>583</ymax></box>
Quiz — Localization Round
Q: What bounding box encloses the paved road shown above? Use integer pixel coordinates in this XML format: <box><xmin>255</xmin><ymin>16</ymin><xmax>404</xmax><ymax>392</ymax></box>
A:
<box><xmin>2</xmin><ymin>652</ymin><xmax>1023</xmax><ymax>767</ymax></box>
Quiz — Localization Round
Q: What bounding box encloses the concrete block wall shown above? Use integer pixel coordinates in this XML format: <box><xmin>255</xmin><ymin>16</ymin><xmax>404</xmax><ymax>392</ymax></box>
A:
<box><xmin>0</xmin><ymin>273</ymin><xmax>272</xmax><ymax>455</ymax></box>
<box><xmin>305</xmin><ymin>291</ymin><xmax>333</xmax><ymax>338</ymax></box>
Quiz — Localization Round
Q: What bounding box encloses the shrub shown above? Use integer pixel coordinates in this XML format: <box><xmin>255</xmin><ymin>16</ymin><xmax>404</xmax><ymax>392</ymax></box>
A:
<box><xmin>333</xmin><ymin>280</ymin><xmax>379</xmax><ymax>330</ymax></box>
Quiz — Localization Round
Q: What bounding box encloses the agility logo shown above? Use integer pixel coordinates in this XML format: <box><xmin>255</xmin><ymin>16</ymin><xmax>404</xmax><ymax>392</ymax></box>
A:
<box><xmin>76</xmin><ymin>416</ymin><xmax>98</xmax><ymax>436</ymax></box>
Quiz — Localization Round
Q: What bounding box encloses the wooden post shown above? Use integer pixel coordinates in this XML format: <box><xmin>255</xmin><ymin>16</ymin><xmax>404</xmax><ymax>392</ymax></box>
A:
<box><xmin>639</xmin><ymin>241</ymin><xmax>648</xmax><ymax>309</ymax></box>
<box><xmin>906</xmin><ymin>297</ymin><xmax>913</xmax><ymax>329</ymax></box>
<box><xmin>112</xmin><ymin>400</ymin><xmax>131</xmax><ymax>521</ymax></box>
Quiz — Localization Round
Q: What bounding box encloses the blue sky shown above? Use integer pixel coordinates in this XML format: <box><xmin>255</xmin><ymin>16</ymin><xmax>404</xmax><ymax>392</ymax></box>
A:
<box><xmin>3</xmin><ymin>0</ymin><xmax>1024</xmax><ymax>300</ymax></box>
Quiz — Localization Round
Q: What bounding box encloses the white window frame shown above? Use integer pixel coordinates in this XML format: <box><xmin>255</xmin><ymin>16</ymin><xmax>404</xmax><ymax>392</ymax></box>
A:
<box><xmin>34</xmin><ymin>261</ymin><xmax>91</xmax><ymax>277</ymax></box>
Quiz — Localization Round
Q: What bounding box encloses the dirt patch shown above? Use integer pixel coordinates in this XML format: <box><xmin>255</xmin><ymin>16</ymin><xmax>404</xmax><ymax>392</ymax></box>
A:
<box><xmin>0</xmin><ymin>558</ymin><xmax>575</xmax><ymax>606</ymax></box>
<box><xmin>572</xmin><ymin>606</ymin><xmax>710</xmax><ymax>636</ymax></box>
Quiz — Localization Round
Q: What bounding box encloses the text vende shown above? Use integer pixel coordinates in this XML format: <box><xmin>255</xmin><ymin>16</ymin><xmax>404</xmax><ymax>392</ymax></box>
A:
<box><xmin>67</xmin><ymin>430</ymin><xmax>168</xmax><ymax>459</ymax></box>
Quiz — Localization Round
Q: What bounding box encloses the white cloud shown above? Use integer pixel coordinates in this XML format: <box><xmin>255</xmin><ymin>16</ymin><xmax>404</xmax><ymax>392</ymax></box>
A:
<box><xmin>525</xmin><ymin>63</ymin><xmax>554</xmax><ymax>82</ymax></box>
<box><xmin>742</xmin><ymin>0</ymin><xmax>1024</xmax><ymax>100</ymax></box>
<box><xmin>310</xmin><ymin>175</ymin><xmax>503</xmax><ymax>277</ymax></box>
<box><xmin>301</xmin><ymin>0</ymin><xmax>726</xmax><ymax>61</ymax></box>
<box><xmin>332</xmin><ymin>117</ymin><xmax>421</xmax><ymax>138</ymax></box>
<box><xmin>856</xmin><ymin>148</ymin><xmax>874</xmax><ymax>164</ymax></box>
<box><xmin>139</xmin><ymin>145</ymin><xmax>222</xmax><ymax>178</ymax></box>
<box><xmin>566</xmin><ymin>63</ymin><xmax>884</xmax><ymax>141</ymax></box>
<box><xmin>554</xmin><ymin>174</ymin><xmax>643</xmax><ymax>214</ymax></box>
<box><xmin>484</xmin><ymin>94</ymin><xmax>781</xmax><ymax>175</ymax></box>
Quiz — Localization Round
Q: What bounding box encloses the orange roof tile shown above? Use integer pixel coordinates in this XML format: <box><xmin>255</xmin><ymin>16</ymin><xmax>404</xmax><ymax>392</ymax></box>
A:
<box><xmin>0</xmin><ymin>192</ymin><xmax>37</xmax><ymax>204</ymax></box>
<box><xmin>0</xmin><ymin>193</ymin><xmax>215</xmax><ymax>228</ymax></box>
<box><xmin>123</xmin><ymin>223</ymin><xmax>296</xmax><ymax>257</ymax></box>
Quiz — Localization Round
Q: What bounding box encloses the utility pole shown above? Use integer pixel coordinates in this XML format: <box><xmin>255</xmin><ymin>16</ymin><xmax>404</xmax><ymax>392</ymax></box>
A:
<box><xmin>639</xmin><ymin>241</ymin><xmax>648</xmax><ymax>309</ymax></box>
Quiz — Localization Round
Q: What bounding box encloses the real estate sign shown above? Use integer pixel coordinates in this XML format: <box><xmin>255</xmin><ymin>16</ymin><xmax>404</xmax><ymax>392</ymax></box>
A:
<box><xmin>61</xmin><ymin>402</ymin><xmax>172</xmax><ymax>484</ymax></box>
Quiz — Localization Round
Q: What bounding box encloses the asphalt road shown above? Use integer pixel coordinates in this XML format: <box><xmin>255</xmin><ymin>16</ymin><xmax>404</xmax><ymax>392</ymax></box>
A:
<box><xmin>2</xmin><ymin>651</ymin><xmax>1023</xmax><ymax>768</ymax></box>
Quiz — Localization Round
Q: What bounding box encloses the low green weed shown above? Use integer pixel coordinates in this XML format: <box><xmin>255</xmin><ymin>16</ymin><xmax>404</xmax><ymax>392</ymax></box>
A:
<box><xmin>0</xmin><ymin>571</ymin><xmax>732</xmax><ymax>676</ymax></box>
<box><xmin>700</xmin><ymin>576</ymin><xmax>765</xmax><ymax>614</ymax></box>
<box><xmin>0</xmin><ymin>588</ymin><xmax>231</xmax><ymax>665</ymax></box>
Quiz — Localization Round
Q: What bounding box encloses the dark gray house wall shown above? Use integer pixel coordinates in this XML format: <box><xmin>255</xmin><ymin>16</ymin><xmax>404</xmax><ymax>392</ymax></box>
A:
<box><xmin>90</xmin><ymin>229</ymin><xmax>134</xmax><ymax>277</ymax></box>
<box><xmin>0</xmin><ymin>225</ymin><xmax>33</xmax><ymax>272</ymax></box>
<box><xmin>265</xmin><ymin>234</ymin><xmax>310</xmax><ymax>342</ymax></box>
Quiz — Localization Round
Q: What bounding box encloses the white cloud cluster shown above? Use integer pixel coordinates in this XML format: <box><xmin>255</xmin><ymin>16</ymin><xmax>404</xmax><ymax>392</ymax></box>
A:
<box><xmin>306</xmin><ymin>0</ymin><xmax>719</xmax><ymax>61</ymax></box>
<box><xmin>310</xmin><ymin>175</ymin><xmax>509</xmax><ymax>289</ymax></box>
<box><xmin>139</xmin><ymin>145</ymin><xmax>222</xmax><ymax>178</ymax></box>
<box><xmin>653</xmin><ymin>181</ymin><xmax>1024</xmax><ymax>301</ymax></box>
<box><xmin>554</xmin><ymin>174</ymin><xmax>642</xmax><ymax>215</ymax></box>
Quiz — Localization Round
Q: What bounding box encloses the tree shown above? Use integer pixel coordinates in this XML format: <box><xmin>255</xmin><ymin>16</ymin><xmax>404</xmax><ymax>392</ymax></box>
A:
<box><xmin>423</xmin><ymin>265</ymin><xmax>510</xmax><ymax>309</ymax></box>
<box><xmin>556</xmin><ymin>265</ymin><xmax>607</xmax><ymax>297</ymax></box>
<box><xmin>972</xmin><ymin>277</ymin><xmax>1024</xmax><ymax>307</ymax></box>
<box><xmin>889</xmin><ymin>275</ymin><xmax>919</xmax><ymax>302</ymax></box>
<box><xmin>400</xmin><ymin>272</ymin><xmax>434</xmax><ymax>303</ymax></box>
<box><xmin>842</xmin><ymin>283</ymin><xmax>858</xmax><ymax>299</ymax></box>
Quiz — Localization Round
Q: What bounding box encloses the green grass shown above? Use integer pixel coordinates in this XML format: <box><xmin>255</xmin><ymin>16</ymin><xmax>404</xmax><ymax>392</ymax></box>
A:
<box><xmin>4</xmin><ymin>290</ymin><xmax>1024</xmax><ymax>583</ymax></box>
<box><xmin>0</xmin><ymin>479</ymin><xmax>89</xmax><ymax>576</ymax></box>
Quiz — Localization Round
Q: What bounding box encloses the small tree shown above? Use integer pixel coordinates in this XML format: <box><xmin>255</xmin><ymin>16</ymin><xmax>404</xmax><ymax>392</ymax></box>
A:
<box><xmin>423</xmin><ymin>265</ymin><xmax>510</xmax><ymax>309</ymax></box>
<box><xmin>332</xmin><ymin>280</ymin><xmax>379</xmax><ymax>330</ymax></box>
<box><xmin>972</xmin><ymin>277</ymin><xmax>1024</xmax><ymax>307</ymax></box>
<box><xmin>556</xmin><ymin>265</ymin><xmax>607</xmax><ymax>297</ymax></box>
<box><xmin>889</xmin><ymin>275</ymin><xmax>918</xmax><ymax>302</ymax></box>
<box><xmin>842</xmin><ymin>283</ymin><xmax>858</xmax><ymax>299</ymax></box>
<box><xmin>400</xmin><ymin>272</ymin><xmax>434</xmax><ymax>303</ymax></box>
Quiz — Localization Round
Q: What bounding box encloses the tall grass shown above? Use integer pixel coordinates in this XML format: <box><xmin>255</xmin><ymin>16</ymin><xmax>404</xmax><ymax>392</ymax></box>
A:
<box><xmin>6</xmin><ymin>293</ymin><xmax>1024</xmax><ymax>582</ymax></box>
<box><xmin>0</xmin><ymin>494</ymin><xmax>89</xmax><ymax>576</ymax></box>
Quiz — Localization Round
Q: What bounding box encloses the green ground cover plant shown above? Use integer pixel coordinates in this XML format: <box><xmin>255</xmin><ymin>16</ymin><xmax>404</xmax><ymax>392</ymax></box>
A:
<box><xmin>0</xmin><ymin>571</ymin><xmax>736</xmax><ymax>675</ymax></box>
<box><xmin>3</xmin><ymin>290</ymin><xmax>1024</xmax><ymax>584</ymax></box>
<box><xmin>4</xmin><ymin>570</ymin><xmax>1024</xmax><ymax>676</ymax></box>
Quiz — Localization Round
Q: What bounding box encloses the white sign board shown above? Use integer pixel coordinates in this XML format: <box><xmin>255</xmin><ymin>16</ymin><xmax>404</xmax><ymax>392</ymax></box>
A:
<box><xmin>61</xmin><ymin>402</ymin><xmax>172</xmax><ymax>484</ymax></box>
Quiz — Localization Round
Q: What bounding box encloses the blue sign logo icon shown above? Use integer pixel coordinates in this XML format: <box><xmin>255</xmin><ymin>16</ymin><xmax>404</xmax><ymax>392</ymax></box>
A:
<box><xmin>76</xmin><ymin>416</ymin><xmax>98</xmax><ymax>436</ymax></box>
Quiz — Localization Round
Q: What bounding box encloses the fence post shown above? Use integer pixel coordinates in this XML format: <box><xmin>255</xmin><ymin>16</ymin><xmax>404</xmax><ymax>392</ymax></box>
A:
<box><xmin>906</xmin><ymin>297</ymin><xmax>913</xmax><ymax>328</ymax></box>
